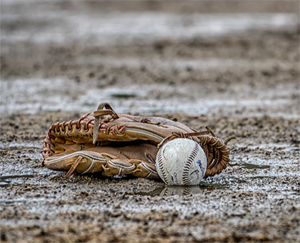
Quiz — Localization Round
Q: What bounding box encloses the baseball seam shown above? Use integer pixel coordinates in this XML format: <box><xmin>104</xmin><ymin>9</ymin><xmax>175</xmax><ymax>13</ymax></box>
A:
<box><xmin>156</xmin><ymin>148</ymin><xmax>169</xmax><ymax>184</ymax></box>
<box><xmin>182</xmin><ymin>142</ymin><xmax>199</xmax><ymax>185</ymax></box>
<box><xmin>183</xmin><ymin>187</ymin><xmax>192</xmax><ymax>195</ymax></box>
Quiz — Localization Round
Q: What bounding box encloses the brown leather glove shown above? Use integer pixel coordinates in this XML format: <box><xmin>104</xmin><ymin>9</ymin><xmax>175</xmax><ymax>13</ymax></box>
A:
<box><xmin>42</xmin><ymin>103</ymin><xmax>235</xmax><ymax>179</ymax></box>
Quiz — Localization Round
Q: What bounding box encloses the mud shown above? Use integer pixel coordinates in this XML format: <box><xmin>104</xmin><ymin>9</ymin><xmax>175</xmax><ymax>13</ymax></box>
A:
<box><xmin>1</xmin><ymin>1</ymin><xmax>300</xmax><ymax>242</ymax></box>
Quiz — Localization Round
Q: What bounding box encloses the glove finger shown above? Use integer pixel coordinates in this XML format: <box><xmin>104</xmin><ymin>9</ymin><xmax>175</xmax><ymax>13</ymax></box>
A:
<box><xmin>43</xmin><ymin>151</ymin><xmax>107</xmax><ymax>175</ymax></box>
<box><xmin>130</xmin><ymin>160</ymin><xmax>159</xmax><ymax>179</ymax></box>
<box><xmin>102</xmin><ymin>159</ymin><xmax>136</xmax><ymax>177</ymax></box>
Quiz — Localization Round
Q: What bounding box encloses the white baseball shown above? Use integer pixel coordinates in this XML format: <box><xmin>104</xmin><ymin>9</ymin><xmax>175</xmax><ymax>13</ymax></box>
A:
<box><xmin>156</xmin><ymin>138</ymin><xmax>207</xmax><ymax>186</ymax></box>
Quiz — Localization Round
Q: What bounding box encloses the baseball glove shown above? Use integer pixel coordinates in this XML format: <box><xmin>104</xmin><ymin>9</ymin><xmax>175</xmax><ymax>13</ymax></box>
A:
<box><xmin>42</xmin><ymin>102</ymin><xmax>235</xmax><ymax>179</ymax></box>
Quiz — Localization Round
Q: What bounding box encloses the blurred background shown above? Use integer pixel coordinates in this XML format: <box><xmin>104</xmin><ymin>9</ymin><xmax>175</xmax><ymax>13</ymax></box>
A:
<box><xmin>1</xmin><ymin>0</ymin><xmax>299</xmax><ymax>117</ymax></box>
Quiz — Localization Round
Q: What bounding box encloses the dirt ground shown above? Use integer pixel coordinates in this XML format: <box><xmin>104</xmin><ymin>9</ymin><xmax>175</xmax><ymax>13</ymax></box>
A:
<box><xmin>1</xmin><ymin>1</ymin><xmax>300</xmax><ymax>242</ymax></box>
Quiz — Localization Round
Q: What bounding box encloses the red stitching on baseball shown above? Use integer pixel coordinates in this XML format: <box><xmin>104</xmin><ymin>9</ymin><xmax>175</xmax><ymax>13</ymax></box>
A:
<box><xmin>157</xmin><ymin>149</ymin><xmax>168</xmax><ymax>183</ymax></box>
<box><xmin>182</xmin><ymin>142</ymin><xmax>199</xmax><ymax>185</ymax></box>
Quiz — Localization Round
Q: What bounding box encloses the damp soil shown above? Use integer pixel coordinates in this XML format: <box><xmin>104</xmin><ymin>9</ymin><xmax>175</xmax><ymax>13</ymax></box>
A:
<box><xmin>1</xmin><ymin>1</ymin><xmax>300</xmax><ymax>243</ymax></box>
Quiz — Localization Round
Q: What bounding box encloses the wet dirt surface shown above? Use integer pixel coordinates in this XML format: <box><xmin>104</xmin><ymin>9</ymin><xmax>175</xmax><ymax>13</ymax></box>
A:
<box><xmin>1</xmin><ymin>1</ymin><xmax>300</xmax><ymax>242</ymax></box>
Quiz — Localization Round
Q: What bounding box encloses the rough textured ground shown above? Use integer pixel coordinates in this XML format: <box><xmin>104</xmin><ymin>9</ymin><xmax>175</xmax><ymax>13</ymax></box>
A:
<box><xmin>1</xmin><ymin>1</ymin><xmax>300</xmax><ymax>243</ymax></box>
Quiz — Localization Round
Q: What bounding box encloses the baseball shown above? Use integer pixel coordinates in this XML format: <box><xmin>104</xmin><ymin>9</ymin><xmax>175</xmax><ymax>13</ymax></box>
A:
<box><xmin>156</xmin><ymin>138</ymin><xmax>207</xmax><ymax>186</ymax></box>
